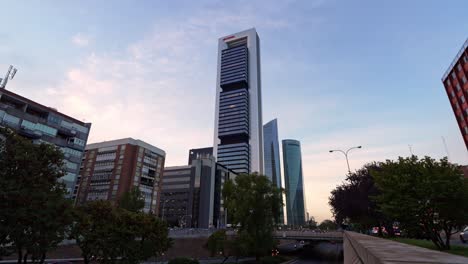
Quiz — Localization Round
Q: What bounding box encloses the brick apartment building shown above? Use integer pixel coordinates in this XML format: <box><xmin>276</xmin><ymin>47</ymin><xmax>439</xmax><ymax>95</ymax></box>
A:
<box><xmin>442</xmin><ymin>39</ymin><xmax>468</xmax><ymax>149</ymax></box>
<box><xmin>75</xmin><ymin>138</ymin><xmax>165</xmax><ymax>214</ymax></box>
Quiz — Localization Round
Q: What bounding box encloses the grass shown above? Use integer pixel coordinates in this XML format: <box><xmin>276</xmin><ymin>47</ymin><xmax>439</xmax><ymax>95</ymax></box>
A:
<box><xmin>390</xmin><ymin>237</ymin><xmax>468</xmax><ymax>258</ymax></box>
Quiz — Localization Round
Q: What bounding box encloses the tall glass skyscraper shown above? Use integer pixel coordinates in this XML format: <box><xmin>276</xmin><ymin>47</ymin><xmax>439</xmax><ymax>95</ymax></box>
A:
<box><xmin>282</xmin><ymin>139</ymin><xmax>306</xmax><ymax>226</ymax></box>
<box><xmin>263</xmin><ymin>119</ymin><xmax>284</xmax><ymax>224</ymax></box>
<box><xmin>213</xmin><ymin>28</ymin><xmax>263</xmax><ymax>174</ymax></box>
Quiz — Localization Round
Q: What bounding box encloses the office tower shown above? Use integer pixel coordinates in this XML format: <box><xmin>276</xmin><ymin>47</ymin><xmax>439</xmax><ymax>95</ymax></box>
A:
<box><xmin>213</xmin><ymin>28</ymin><xmax>263</xmax><ymax>174</ymax></box>
<box><xmin>0</xmin><ymin>88</ymin><xmax>91</xmax><ymax>197</ymax></box>
<box><xmin>75</xmin><ymin>138</ymin><xmax>165</xmax><ymax>214</ymax></box>
<box><xmin>160</xmin><ymin>157</ymin><xmax>236</xmax><ymax>228</ymax></box>
<box><xmin>442</xmin><ymin>39</ymin><xmax>468</xmax><ymax>149</ymax></box>
<box><xmin>188</xmin><ymin>147</ymin><xmax>213</xmax><ymax>165</ymax></box>
<box><xmin>282</xmin><ymin>139</ymin><xmax>306</xmax><ymax>226</ymax></box>
<box><xmin>263</xmin><ymin>118</ymin><xmax>284</xmax><ymax>224</ymax></box>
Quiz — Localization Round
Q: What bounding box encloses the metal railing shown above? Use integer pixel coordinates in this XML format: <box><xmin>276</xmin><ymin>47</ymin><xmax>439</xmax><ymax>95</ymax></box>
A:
<box><xmin>442</xmin><ymin>38</ymin><xmax>468</xmax><ymax>81</ymax></box>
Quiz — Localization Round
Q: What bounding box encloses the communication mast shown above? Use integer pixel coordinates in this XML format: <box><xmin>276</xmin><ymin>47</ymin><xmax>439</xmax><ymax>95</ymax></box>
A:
<box><xmin>0</xmin><ymin>65</ymin><xmax>18</xmax><ymax>89</ymax></box>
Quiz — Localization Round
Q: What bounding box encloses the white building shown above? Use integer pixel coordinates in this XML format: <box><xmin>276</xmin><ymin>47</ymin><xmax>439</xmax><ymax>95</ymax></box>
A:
<box><xmin>213</xmin><ymin>28</ymin><xmax>263</xmax><ymax>174</ymax></box>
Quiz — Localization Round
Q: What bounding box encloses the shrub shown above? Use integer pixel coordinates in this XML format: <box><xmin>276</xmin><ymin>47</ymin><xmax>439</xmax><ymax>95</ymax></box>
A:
<box><xmin>168</xmin><ymin>257</ymin><xmax>200</xmax><ymax>264</ymax></box>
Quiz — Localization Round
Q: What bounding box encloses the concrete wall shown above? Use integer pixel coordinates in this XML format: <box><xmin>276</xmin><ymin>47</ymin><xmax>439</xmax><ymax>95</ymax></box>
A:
<box><xmin>344</xmin><ymin>231</ymin><xmax>468</xmax><ymax>264</ymax></box>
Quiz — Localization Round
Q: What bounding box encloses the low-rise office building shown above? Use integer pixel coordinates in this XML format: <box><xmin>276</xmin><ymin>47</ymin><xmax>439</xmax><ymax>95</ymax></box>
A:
<box><xmin>0</xmin><ymin>88</ymin><xmax>91</xmax><ymax>197</ymax></box>
<box><xmin>75</xmin><ymin>138</ymin><xmax>165</xmax><ymax>214</ymax></box>
<box><xmin>160</xmin><ymin>157</ymin><xmax>236</xmax><ymax>228</ymax></box>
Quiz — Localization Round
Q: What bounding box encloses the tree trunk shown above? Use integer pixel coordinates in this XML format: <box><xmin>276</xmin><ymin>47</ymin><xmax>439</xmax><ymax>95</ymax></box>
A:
<box><xmin>444</xmin><ymin>229</ymin><xmax>451</xmax><ymax>250</ymax></box>
<box><xmin>17</xmin><ymin>247</ymin><xmax>23</xmax><ymax>264</ymax></box>
<box><xmin>39</xmin><ymin>252</ymin><xmax>46</xmax><ymax>264</ymax></box>
<box><xmin>22</xmin><ymin>252</ymin><xmax>28</xmax><ymax>264</ymax></box>
<box><xmin>83</xmin><ymin>255</ymin><xmax>89</xmax><ymax>264</ymax></box>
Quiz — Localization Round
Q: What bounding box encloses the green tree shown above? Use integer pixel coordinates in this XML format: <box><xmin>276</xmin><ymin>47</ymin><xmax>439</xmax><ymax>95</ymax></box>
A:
<box><xmin>0</xmin><ymin>128</ymin><xmax>73</xmax><ymax>264</ymax></box>
<box><xmin>118</xmin><ymin>187</ymin><xmax>145</xmax><ymax>213</ymax></box>
<box><xmin>318</xmin><ymin>220</ymin><xmax>337</xmax><ymax>231</ymax></box>
<box><xmin>372</xmin><ymin>156</ymin><xmax>468</xmax><ymax>250</ymax></box>
<box><xmin>207</xmin><ymin>229</ymin><xmax>228</xmax><ymax>257</ymax></box>
<box><xmin>329</xmin><ymin>163</ymin><xmax>393</xmax><ymax>235</ymax></box>
<box><xmin>307</xmin><ymin>216</ymin><xmax>318</xmax><ymax>230</ymax></box>
<box><xmin>222</xmin><ymin>173</ymin><xmax>283</xmax><ymax>261</ymax></box>
<box><xmin>71</xmin><ymin>200</ymin><xmax>171</xmax><ymax>264</ymax></box>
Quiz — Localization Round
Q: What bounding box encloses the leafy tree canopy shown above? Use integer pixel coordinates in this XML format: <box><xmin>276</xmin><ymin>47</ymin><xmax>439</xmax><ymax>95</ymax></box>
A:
<box><xmin>0</xmin><ymin>128</ymin><xmax>72</xmax><ymax>264</ymax></box>
<box><xmin>372</xmin><ymin>155</ymin><xmax>468</xmax><ymax>250</ymax></box>
<box><xmin>118</xmin><ymin>186</ymin><xmax>145</xmax><ymax>213</ymax></box>
<box><xmin>222</xmin><ymin>173</ymin><xmax>283</xmax><ymax>261</ymax></box>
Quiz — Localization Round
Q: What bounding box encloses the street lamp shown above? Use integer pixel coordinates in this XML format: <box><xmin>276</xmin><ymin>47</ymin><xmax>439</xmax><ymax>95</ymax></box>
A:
<box><xmin>329</xmin><ymin>146</ymin><xmax>362</xmax><ymax>174</ymax></box>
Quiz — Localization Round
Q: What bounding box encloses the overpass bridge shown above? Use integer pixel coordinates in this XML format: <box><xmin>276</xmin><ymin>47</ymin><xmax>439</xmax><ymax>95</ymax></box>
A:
<box><xmin>273</xmin><ymin>231</ymin><xmax>343</xmax><ymax>242</ymax></box>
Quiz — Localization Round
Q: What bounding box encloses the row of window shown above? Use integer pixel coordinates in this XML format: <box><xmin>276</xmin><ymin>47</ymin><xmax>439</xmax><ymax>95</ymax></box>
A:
<box><xmin>61</xmin><ymin>147</ymin><xmax>83</xmax><ymax>158</ymax></box>
<box><xmin>22</xmin><ymin>119</ymin><xmax>58</xmax><ymax>136</ymax></box>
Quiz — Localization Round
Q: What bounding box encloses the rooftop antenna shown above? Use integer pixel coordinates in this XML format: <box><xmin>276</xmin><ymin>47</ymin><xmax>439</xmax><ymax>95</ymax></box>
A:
<box><xmin>0</xmin><ymin>65</ymin><xmax>18</xmax><ymax>89</ymax></box>
<box><xmin>441</xmin><ymin>136</ymin><xmax>451</xmax><ymax>161</ymax></box>
<box><xmin>408</xmin><ymin>144</ymin><xmax>414</xmax><ymax>156</ymax></box>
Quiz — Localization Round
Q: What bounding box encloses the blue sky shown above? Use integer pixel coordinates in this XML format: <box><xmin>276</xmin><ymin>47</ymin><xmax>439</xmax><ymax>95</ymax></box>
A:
<box><xmin>1</xmin><ymin>0</ymin><xmax>467</xmax><ymax>221</ymax></box>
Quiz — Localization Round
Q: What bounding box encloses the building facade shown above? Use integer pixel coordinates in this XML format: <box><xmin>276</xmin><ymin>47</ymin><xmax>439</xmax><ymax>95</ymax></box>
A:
<box><xmin>75</xmin><ymin>138</ymin><xmax>165</xmax><ymax>214</ymax></box>
<box><xmin>160</xmin><ymin>157</ymin><xmax>236</xmax><ymax>228</ymax></box>
<box><xmin>263</xmin><ymin>119</ymin><xmax>284</xmax><ymax>224</ymax></box>
<box><xmin>442</xmin><ymin>39</ymin><xmax>468</xmax><ymax>149</ymax></box>
<box><xmin>188</xmin><ymin>147</ymin><xmax>213</xmax><ymax>165</ymax></box>
<box><xmin>213</xmin><ymin>28</ymin><xmax>263</xmax><ymax>174</ymax></box>
<box><xmin>282</xmin><ymin>139</ymin><xmax>306</xmax><ymax>227</ymax></box>
<box><xmin>0</xmin><ymin>88</ymin><xmax>91</xmax><ymax>197</ymax></box>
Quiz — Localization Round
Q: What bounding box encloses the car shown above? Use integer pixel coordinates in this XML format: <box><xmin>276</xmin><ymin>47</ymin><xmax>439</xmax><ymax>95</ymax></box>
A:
<box><xmin>460</xmin><ymin>227</ymin><xmax>468</xmax><ymax>243</ymax></box>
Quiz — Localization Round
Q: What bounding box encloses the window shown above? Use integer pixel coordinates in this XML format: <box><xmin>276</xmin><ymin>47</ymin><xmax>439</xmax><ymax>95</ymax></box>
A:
<box><xmin>464</xmin><ymin>126</ymin><xmax>468</xmax><ymax>135</ymax></box>
<box><xmin>457</xmin><ymin>64</ymin><xmax>463</xmax><ymax>72</ymax></box>
<box><xmin>21</xmin><ymin>120</ymin><xmax>57</xmax><ymax>136</ymax></box>
<box><xmin>462</xmin><ymin>76</ymin><xmax>467</xmax><ymax>84</ymax></box>
<box><xmin>3</xmin><ymin>114</ymin><xmax>20</xmax><ymax>125</ymax></box>
<box><xmin>462</xmin><ymin>96</ymin><xmax>466</xmax><ymax>103</ymax></box>
<box><xmin>452</xmin><ymin>72</ymin><xmax>457</xmax><ymax>80</ymax></box>
<box><xmin>61</xmin><ymin>147</ymin><xmax>83</xmax><ymax>158</ymax></box>
<box><xmin>456</xmin><ymin>84</ymin><xmax>461</xmax><ymax>91</ymax></box>
<box><xmin>447</xmin><ymin>79</ymin><xmax>451</xmax><ymax>86</ymax></box>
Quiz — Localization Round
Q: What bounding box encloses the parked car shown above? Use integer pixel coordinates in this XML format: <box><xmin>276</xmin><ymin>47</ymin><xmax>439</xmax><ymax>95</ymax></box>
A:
<box><xmin>460</xmin><ymin>227</ymin><xmax>468</xmax><ymax>243</ymax></box>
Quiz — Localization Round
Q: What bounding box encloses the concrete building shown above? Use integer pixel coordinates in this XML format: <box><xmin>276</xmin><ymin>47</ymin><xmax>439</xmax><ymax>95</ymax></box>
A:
<box><xmin>263</xmin><ymin>118</ymin><xmax>284</xmax><ymax>224</ymax></box>
<box><xmin>213</xmin><ymin>28</ymin><xmax>263</xmax><ymax>174</ymax></box>
<box><xmin>442</xmin><ymin>38</ymin><xmax>468</xmax><ymax>149</ymax></box>
<box><xmin>0</xmin><ymin>88</ymin><xmax>91</xmax><ymax>197</ymax></box>
<box><xmin>188</xmin><ymin>147</ymin><xmax>213</xmax><ymax>165</ymax></box>
<box><xmin>282</xmin><ymin>139</ymin><xmax>306</xmax><ymax>227</ymax></box>
<box><xmin>160</xmin><ymin>157</ymin><xmax>236</xmax><ymax>228</ymax></box>
<box><xmin>75</xmin><ymin>138</ymin><xmax>165</xmax><ymax>214</ymax></box>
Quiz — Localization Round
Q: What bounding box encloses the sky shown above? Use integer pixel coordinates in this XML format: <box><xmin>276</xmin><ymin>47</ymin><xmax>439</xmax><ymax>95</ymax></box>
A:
<box><xmin>1</xmin><ymin>0</ymin><xmax>468</xmax><ymax>222</ymax></box>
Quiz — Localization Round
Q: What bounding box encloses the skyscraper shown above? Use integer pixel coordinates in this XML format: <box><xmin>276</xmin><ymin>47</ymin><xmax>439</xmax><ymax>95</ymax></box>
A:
<box><xmin>213</xmin><ymin>28</ymin><xmax>263</xmax><ymax>174</ymax></box>
<box><xmin>282</xmin><ymin>139</ymin><xmax>306</xmax><ymax>226</ymax></box>
<box><xmin>263</xmin><ymin>119</ymin><xmax>284</xmax><ymax>224</ymax></box>
<box><xmin>441</xmin><ymin>38</ymin><xmax>468</xmax><ymax>150</ymax></box>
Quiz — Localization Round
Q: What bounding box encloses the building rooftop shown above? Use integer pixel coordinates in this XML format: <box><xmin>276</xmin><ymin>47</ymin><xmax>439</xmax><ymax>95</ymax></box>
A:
<box><xmin>86</xmin><ymin>137</ymin><xmax>166</xmax><ymax>156</ymax></box>
<box><xmin>0</xmin><ymin>88</ymin><xmax>89</xmax><ymax>126</ymax></box>
<box><xmin>442</xmin><ymin>38</ymin><xmax>468</xmax><ymax>81</ymax></box>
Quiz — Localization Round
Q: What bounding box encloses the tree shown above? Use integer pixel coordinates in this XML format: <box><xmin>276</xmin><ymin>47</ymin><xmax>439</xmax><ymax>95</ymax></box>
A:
<box><xmin>71</xmin><ymin>200</ymin><xmax>172</xmax><ymax>264</ymax></box>
<box><xmin>118</xmin><ymin>187</ymin><xmax>145</xmax><ymax>213</ymax></box>
<box><xmin>318</xmin><ymin>220</ymin><xmax>337</xmax><ymax>231</ymax></box>
<box><xmin>0</xmin><ymin>128</ymin><xmax>73</xmax><ymax>264</ymax></box>
<box><xmin>372</xmin><ymin>156</ymin><xmax>468</xmax><ymax>250</ymax></box>
<box><xmin>307</xmin><ymin>216</ymin><xmax>318</xmax><ymax>230</ymax></box>
<box><xmin>329</xmin><ymin>163</ymin><xmax>392</xmax><ymax>235</ymax></box>
<box><xmin>222</xmin><ymin>173</ymin><xmax>283</xmax><ymax>261</ymax></box>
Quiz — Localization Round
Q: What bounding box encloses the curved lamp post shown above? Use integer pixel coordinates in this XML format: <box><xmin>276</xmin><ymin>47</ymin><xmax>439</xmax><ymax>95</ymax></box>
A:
<box><xmin>329</xmin><ymin>146</ymin><xmax>362</xmax><ymax>174</ymax></box>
